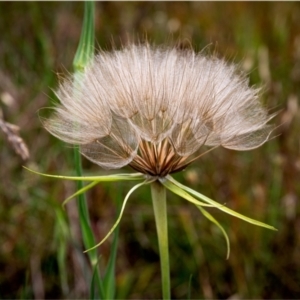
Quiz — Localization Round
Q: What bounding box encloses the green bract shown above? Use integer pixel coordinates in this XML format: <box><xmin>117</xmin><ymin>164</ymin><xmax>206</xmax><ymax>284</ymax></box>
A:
<box><xmin>25</xmin><ymin>166</ymin><xmax>276</xmax><ymax>259</ymax></box>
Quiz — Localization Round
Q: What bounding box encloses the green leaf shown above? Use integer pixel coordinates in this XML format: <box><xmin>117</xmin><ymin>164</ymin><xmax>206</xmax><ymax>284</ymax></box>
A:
<box><xmin>187</xmin><ymin>274</ymin><xmax>193</xmax><ymax>300</ymax></box>
<box><xmin>102</xmin><ymin>222</ymin><xmax>119</xmax><ymax>299</ymax></box>
<box><xmin>90</xmin><ymin>255</ymin><xmax>104</xmax><ymax>299</ymax></box>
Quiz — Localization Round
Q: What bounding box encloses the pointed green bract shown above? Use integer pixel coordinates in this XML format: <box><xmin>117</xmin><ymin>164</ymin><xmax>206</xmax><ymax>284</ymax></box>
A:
<box><xmin>161</xmin><ymin>177</ymin><xmax>230</xmax><ymax>258</ymax></box>
<box><xmin>62</xmin><ymin>181</ymin><xmax>99</xmax><ymax>207</ymax></box>
<box><xmin>84</xmin><ymin>179</ymin><xmax>153</xmax><ymax>253</ymax></box>
<box><xmin>196</xmin><ymin>205</ymin><xmax>230</xmax><ymax>259</ymax></box>
<box><xmin>160</xmin><ymin>178</ymin><xmax>215</xmax><ymax>207</ymax></box>
<box><xmin>165</xmin><ymin>176</ymin><xmax>277</xmax><ymax>231</ymax></box>
<box><xmin>23</xmin><ymin>166</ymin><xmax>145</xmax><ymax>182</ymax></box>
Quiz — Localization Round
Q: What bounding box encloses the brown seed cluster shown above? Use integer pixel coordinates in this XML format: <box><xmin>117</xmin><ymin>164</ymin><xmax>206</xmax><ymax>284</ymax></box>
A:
<box><xmin>130</xmin><ymin>139</ymin><xmax>189</xmax><ymax>177</ymax></box>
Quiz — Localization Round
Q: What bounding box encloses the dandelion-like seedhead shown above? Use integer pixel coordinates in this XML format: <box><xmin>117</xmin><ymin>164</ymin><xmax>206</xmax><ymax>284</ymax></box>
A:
<box><xmin>33</xmin><ymin>43</ymin><xmax>277</xmax><ymax>258</ymax></box>
<box><xmin>43</xmin><ymin>43</ymin><xmax>274</xmax><ymax>177</ymax></box>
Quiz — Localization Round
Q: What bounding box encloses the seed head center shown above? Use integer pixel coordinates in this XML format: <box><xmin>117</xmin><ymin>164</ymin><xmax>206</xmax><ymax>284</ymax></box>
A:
<box><xmin>129</xmin><ymin>139</ymin><xmax>188</xmax><ymax>177</ymax></box>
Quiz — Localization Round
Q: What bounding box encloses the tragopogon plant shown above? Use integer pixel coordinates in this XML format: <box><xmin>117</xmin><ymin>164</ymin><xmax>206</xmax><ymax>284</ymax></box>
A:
<box><xmin>30</xmin><ymin>43</ymin><xmax>277</xmax><ymax>299</ymax></box>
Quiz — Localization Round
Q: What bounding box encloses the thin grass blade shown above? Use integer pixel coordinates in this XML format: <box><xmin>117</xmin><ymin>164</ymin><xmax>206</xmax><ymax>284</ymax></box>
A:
<box><xmin>187</xmin><ymin>274</ymin><xmax>193</xmax><ymax>300</ymax></box>
<box><xmin>90</xmin><ymin>255</ymin><xmax>104</xmax><ymax>300</ymax></box>
<box><xmin>101</xmin><ymin>186</ymin><xmax>122</xmax><ymax>299</ymax></box>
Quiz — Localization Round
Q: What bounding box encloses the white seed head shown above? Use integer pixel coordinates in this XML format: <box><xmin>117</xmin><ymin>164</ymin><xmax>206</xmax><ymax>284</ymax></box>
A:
<box><xmin>43</xmin><ymin>43</ymin><xmax>274</xmax><ymax>176</ymax></box>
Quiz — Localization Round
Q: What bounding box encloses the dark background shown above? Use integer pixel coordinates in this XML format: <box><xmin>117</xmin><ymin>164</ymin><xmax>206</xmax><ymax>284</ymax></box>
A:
<box><xmin>0</xmin><ymin>2</ymin><xmax>299</xmax><ymax>299</ymax></box>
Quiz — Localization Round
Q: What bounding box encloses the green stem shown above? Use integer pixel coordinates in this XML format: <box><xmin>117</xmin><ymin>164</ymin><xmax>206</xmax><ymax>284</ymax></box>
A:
<box><xmin>73</xmin><ymin>1</ymin><xmax>95</xmax><ymax>71</ymax></box>
<box><xmin>73</xmin><ymin>148</ymin><xmax>103</xmax><ymax>297</ymax></box>
<box><xmin>72</xmin><ymin>2</ymin><xmax>103</xmax><ymax>297</ymax></box>
<box><xmin>151</xmin><ymin>181</ymin><xmax>170</xmax><ymax>300</ymax></box>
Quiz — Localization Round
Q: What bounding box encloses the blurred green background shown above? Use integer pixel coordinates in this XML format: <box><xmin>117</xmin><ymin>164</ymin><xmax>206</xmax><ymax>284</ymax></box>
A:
<box><xmin>0</xmin><ymin>2</ymin><xmax>299</xmax><ymax>299</ymax></box>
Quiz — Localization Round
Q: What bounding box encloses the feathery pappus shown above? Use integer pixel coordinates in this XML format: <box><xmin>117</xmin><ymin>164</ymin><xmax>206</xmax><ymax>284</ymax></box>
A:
<box><xmin>43</xmin><ymin>44</ymin><xmax>275</xmax><ymax>177</ymax></box>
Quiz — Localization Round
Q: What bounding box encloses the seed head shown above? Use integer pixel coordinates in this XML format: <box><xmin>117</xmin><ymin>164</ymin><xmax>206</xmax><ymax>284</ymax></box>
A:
<box><xmin>43</xmin><ymin>44</ymin><xmax>274</xmax><ymax>177</ymax></box>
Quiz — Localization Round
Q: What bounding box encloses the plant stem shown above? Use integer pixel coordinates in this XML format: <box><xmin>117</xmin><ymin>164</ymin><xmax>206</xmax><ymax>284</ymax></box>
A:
<box><xmin>151</xmin><ymin>181</ymin><xmax>170</xmax><ymax>300</ymax></box>
<box><xmin>72</xmin><ymin>2</ymin><xmax>104</xmax><ymax>297</ymax></box>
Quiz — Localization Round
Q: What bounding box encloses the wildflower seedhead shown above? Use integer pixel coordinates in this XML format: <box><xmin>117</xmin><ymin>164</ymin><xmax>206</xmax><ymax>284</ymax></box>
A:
<box><xmin>43</xmin><ymin>44</ymin><xmax>274</xmax><ymax>177</ymax></box>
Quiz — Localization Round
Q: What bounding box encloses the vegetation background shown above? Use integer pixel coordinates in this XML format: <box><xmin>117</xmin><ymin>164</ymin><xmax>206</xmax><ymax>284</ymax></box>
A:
<box><xmin>0</xmin><ymin>2</ymin><xmax>299</xmax><ymax>299</ymax></box>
